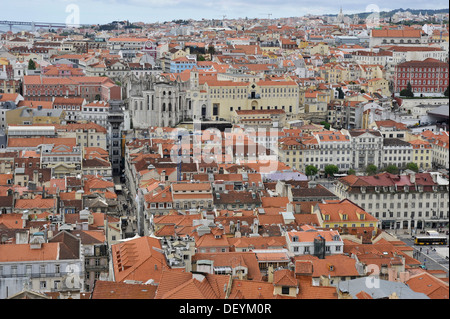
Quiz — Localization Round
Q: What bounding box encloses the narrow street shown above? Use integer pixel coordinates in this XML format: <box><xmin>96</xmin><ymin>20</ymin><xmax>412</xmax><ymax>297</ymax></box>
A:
<box><xmin>114</xmin><ymin>176</ymin><xmax>138</xmax><ymax>238</ymax></box>
<box><xmin>388</xmin><ymin>231</ymin><xmax>449</xmax><ymax>276</ymax></box>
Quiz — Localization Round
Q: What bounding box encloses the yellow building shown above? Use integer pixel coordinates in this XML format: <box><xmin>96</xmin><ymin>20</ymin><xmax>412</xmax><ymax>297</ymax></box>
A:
<box><xmin>5</xmin><ymin>106</ymin><xmax>66</xmax><ymax>125</ymax></box>
<box><xmin>358</xmin><ymin>64</ymin><xmax>384</xmax><ymax>80</ymax></box>
<box><xmin>364</xmin><ymin>78</ymin><xmax>390</xmax><ymax>96</ymax></box>
<box><xmin>202</xmin><ymin>77</ymin><xmax>300</xmax><ymax>122</ymax></box>
<box><xmin>409</xmin><ymin>139</ymin><xmax>432</xmax><ymax>170</ymax></box>
<box><xmin>314</xmin><ymin>199</ymin><xmax>379</xmax><ymax>229</ymax></box>
<box><xmin>309</xmin><ymin>43</ymin><xmax>330</xmax><ymax>56</ymax></box>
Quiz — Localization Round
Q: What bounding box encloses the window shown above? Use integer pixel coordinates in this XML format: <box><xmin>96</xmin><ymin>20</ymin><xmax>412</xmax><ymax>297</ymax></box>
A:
<box><xmin>281</xmin><ymin>286</ymin><xmax>290</xmax><ymax>294</ymax></box>
<box><xmin>26</xmin><ymin>265</ymin><xmax>32</xmax><ymax>275</ymax></box>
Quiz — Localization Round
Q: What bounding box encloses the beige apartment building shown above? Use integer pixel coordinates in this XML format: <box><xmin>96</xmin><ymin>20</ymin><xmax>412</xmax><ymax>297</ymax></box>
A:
<box><xmin>202</xmin><ymin>78</ymin><xmax>300</xmax><ymax>122</ymax></box>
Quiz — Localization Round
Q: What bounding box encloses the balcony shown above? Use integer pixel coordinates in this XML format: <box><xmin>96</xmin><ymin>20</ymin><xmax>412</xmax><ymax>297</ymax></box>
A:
<box><xmin>85</xmin><ymin>264</ymin><xmax>108</xmax><ymax>272</ymax></box>
<box><xmin>0</xmin><ymin>271</ymin><xmax>74</xmax><ymax>279</ymax></box>
<box><xmin>248</xmin><ymin>93</ymin><xmax>261</xmax><ymax>99</ymax></box>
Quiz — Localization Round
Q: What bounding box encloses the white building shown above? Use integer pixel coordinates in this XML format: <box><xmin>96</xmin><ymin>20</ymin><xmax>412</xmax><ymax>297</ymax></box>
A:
<box><xmin>285</xmin><ymin>226</ymin><xmax>344</xmax><ymax>257</ymax></box>
<box><xmin>81</xmin><ymin>101</ymin><xmax>110</xmax><ymax>127</ymax></box>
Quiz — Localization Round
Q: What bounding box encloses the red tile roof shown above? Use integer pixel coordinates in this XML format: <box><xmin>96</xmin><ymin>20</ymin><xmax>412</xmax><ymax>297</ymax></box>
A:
<box><xmin>91</xmin><ymin>281</ymin><xmax>157</xmax><ymax>299</ymax></box>
<box><xmin>111</xmin><ymin>236</ymin><xmax>169</xmax><ymax>284</ymax></box>
<box><xmin>406</xmin><ymin>272</ymin><xmax>449</xmax><ymax>299</ymax></box>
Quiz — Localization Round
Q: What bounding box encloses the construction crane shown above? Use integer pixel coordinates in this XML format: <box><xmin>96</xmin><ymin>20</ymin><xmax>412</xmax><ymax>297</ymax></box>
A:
<box><xmin>214</xmin><ymin>15</ymin><xmax>227</xmax><ymax>27</ymax></box>
<box><xmin>259</xmin><ymin>13</ymin><xmax>272</xmax><ymax>20</ymax></box>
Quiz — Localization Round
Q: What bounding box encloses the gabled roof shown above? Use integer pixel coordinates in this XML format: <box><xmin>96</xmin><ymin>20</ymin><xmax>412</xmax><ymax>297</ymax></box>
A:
<box><xmin>295</xmin><ymin>254</ymin><xmax>361</xmax><ymax>278</ymax></box>
<box><xmin>228</xmin><ymin>279</ymin><xmax>274</xmax><ymax>299</ymax></box>
<box><xmin>111</xmin><ymin>236</ymin><xmax>168</xmax><ymax>284</ymax></box>
<box><xmin>273</xmin><ymin>269</ymin><xmax>298</xmax><ymax>287</ymax></box>
<box><xmin>155</xmin><ymin>269</ymin><xmax>230</xmax><ymax>299</ymax></box>
<box><xmin>317</xmin><ymin>198</ymin><xmax>378</xmax><ymax>223</ymax></box>
<box><xmin>91</xmin><ymin>280</ymin><xmax>157</xmax><ymax>299</ymax></box>
<box><xmin>406</xmin><ymin>272</ymin><xmax>449</xmax><ymax>299</ymax></box>
<box><xmin>15</xmin><ymin>195</ymin><xmax>56</xmax><ymax>210</ymax></box>
<box><xmin>0</xmin><ymin>242</ymin><xmax>59</xmax><ymax>262</ymax></box>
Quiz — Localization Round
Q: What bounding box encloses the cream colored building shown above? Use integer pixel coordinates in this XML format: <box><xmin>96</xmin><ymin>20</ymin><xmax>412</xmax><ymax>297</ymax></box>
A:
<box><xmin>202</xmin><ymin>78</ymin><xmax>300</xmax><ymax>122</ymax></box>
<box><xmin>55</xmin><ymin>123</ymin><xmax>108</xmax><ymax>150</ymax></box>
<box><xmin>409</xmin><ymin>139</ymin><xmax>432</xmax><ymax>170</ymax></box>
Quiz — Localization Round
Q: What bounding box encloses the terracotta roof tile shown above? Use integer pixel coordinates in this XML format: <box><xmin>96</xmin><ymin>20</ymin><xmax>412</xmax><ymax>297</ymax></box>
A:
<box><xmin>406</xmin><ymin>272</ymin><xmax>449</xmax><ymax>299</ymax></box>
<box><xmin>111</xmin><ymin>236</ymin><xmax>169</xmax><ymax>284</ymax></box>
<box><xmin>91</xmin><ymin>281</ymin><xmax>157</xmax><ymax>299</ymax></box>
<box><xmin>0</xmin><ymin>243</ymin><xmax>59</xmax><ymax>262</ymax></box>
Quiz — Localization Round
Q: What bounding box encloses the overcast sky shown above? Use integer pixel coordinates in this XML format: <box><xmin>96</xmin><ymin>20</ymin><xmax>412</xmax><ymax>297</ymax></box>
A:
<box><xmin>2</xmin><ymin>0</ymin><xmax>449</xmax><ymax>25</ymax></box>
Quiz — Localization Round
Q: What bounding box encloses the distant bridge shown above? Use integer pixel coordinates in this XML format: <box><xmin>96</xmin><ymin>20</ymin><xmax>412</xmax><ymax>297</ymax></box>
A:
<box><xmin>0</xmin><ymin>20</ymin><xmax>91</xmax><ymax>31</ymax></box>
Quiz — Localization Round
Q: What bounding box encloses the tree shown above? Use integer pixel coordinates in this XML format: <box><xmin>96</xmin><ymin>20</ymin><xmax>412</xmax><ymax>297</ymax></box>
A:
<box><xmin>324</xmin><ymin>164</ymin><xmax>339</xmax><ymax>177</ymax></box>
<box><xmin>28</xmin><ymin>59</ymin><xmax>36</xmax><ymax>70</ymax></box>
<box><xmin>207</xmin><ymin>45</ymin><xmax>216</xmax><ymax>56</ymax></box>
<box><xmin>400</xmin><ymin>81</ymin><xmax>414</xmax><ymax>97</ymax></box>
<box><xmin>320</xmin><ymin>121</ymin><xmax>330</xmax><ymax>130</ymax></box>
<box><xmin>366</xmin><ymin>164</ymin><xmax>378</xmax><ymax>175</ymax></box>
<box><xmin>384</xmin><ymin>164</ymin><xmax>399</xmax><ymax>174</ymax></box>
<box><xmin>445</xmin><ymin>85</ymin><xmax>449</xmax><ymax>97</ymax></box>
<box><xmin>337</xmin><ymin>87</ymin><xmax>345</xmax><ymax>99</ymax></box>
<box><xmin>406</xmin><ymin>162</ymin><xmax>419</xmax><ymax>172</ymax></box>
<box><xmin>348</xmin><ymin>169</ymin><xmax>356</xmax><ymax>175</ymax></box>
<box><xmin>406</xmin><ymin>81</ymin><xmax>413</xmax><ymax>94</ymax></box>
<box><xmin>305</xmin><ymin>165</ymin><xmax>318</xmax><ymax>178</ymax></box>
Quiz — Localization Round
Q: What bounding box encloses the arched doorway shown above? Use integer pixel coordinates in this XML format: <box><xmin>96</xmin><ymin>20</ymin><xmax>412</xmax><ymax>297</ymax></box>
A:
<box><xmin>251</xmin><ymin>100</ymin><xmax>258</xmax><ymax>110</ymax></box>
<box><xmin>402</xmin><ymin>220</ymin><xmax>408</xmax><ymax>229</ymax></box>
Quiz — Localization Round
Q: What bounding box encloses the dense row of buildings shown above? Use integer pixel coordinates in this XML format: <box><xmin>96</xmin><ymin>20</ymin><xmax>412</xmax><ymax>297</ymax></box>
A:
<box><xmin>0</xmin><ymin>9</ymin><xmax>448</xmax><ymax>300</ymax></box>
